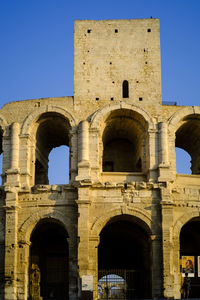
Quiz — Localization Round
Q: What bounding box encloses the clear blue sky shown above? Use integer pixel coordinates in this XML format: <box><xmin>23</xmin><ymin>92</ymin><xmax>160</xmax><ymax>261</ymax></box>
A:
<box><xmin>0</xmin><ymin>0</ymin><xmax>199</xmax><ymax>182</ymax></box>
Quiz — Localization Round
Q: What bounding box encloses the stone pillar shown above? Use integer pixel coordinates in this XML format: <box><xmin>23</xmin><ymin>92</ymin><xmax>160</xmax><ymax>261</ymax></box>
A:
<box><xmin>6</xmin><ymin>123</ymin><xmax>20</xmax><ymax>186</ymax></box>
<box><xmin>158</xmin><ymin>122</ymin><xmax>171</xmax><ymax>182</ymax></box>
<box><xmin>173</xmin><ymin>235</ymin><xmax>182</xmax><ymax>299</ymax></box>
<box><xmin>70</xmin><ymin>127</ymin><xmax>78</xmax><ymax>183</ymax></box>
<box><xmin>17</xmin><ymin>241</ymin><xmax>31</xmax><ymax>300</ymax></box>
<box><xmin>147</xmin><ymin>128</ymin><xmax>158</xmax><ymax>181</ymax></box>
<box><xmin>76</xmin><ymin>121</ymin><xmax>90</xmax><ymax>181</ymax></box>
<box><xmin>79</xmin><ymin>121</ymin><xmax>89</xmax><ymax>162</ymax></box>
<box><xmin>68</xmin><ymin>235</ymin><xmax>78</xmax><ymax>300</ymax></box>
<box><xmin>10</xmin><ymin>123</ymin><xmax>20</xmax><ymax>170</ymax></box>
<box><xmin>161</xmin><ymin>193</ymin><xmax>174</xmax><ymax>299</ymax></box>
<box><xmin>88</xmin><ymin>236</ymin><xmax>99</xmax><ymax>300</ymax></box>
<box><xmin>159</xmin><ymin>122</ymin><xmax>168</xmax><ymax>165</ymax></box>
<box><xmin>4</xmin><ymin>193</ymin><xmax>19</xmax><ymax>300</ymax></box>
<box><xmin>151</xmin><ymin>235</ymin><xmax>163</xmax><ymax>298</ymax></box>
<box><xmin>19</xmin><ymin>134</ymin><xmax>32</xmax><ymax>190</ymax></box>
<box><xmin>76</xmin><ymin>186</ymin><xmax>92</xmax><ymax>297</ymax></box>
<box><xmin>89</xmin><ymin>128</ymin><xmax>100</xmax><ymax>182</ymax></box>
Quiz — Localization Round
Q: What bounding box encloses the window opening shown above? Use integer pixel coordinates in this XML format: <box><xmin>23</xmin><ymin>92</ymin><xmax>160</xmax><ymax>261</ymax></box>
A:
<box><xmin>147</xmin><ymin>28</ymin><xmax>151</xmax><ymax>32</ymax></box>
<box><xmin>48</xmin><ymin>145</ymin><xmax>69</xmax><ymax>184</ymax></box>
<box><xmin>87</xmin><ymin>29</ymin><xmax>91</xmax><ymax>33</ymax></box>
<box><xmin>139</xmin><ymin>97</ymin><xmax>143</xmax><ymax>101</ymax></box>
<box><xmin>115</xmin><ymin>29</ymin><xmax>118</xmax><ymax>33</ymax></box>
<box><xmin>34</xmin><ymin>112</ymin><xmax>70</xmax><ymax>185</ymax></box>
<box><xmin>175</xmin><ymin>147</ymin><xmax>191</xmax><ymax>174</ymax></box>
<box><xmin>122</xmin><ymin>80</ymin><xmax>129</xmax><ymax>98</ymax></box>
<box><xmin>175</xmin><ymin>116</ymin><xmax>200</xmax><ymax>175</ymax></box>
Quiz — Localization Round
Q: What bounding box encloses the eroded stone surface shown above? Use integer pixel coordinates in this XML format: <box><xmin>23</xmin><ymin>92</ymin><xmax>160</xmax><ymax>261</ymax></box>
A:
<box><xmin>0</xmin><ymin>18</ymin><xmax>200</xmax><ymax>300</ymax></box>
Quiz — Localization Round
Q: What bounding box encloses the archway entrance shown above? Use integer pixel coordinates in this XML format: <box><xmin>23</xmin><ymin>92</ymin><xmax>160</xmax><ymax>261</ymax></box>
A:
<box><xmin>180</xmin><ymin>218</ymin><xmax>200</xmax><ymax>298</ymax></box>
<box><xmin>98</xmin><ymin>216</ymin><xmax>152</xmax><ymax>299</ymax></box>
<box><xmin>29</xmin><ymin>219</ymin><xmax>69</xmax><ymax>300</ymax></box>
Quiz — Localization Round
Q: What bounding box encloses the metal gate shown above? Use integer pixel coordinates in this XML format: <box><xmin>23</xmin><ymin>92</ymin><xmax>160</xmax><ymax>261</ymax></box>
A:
<box><xmin>98</xmin><ymin>269</ymin><xmax>145</xmax><ymax>300</ymax></box>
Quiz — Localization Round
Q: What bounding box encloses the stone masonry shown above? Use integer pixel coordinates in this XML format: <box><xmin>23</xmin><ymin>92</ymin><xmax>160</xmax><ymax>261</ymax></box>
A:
<box><xmin>0</xmin><ymin>18</ymin><xmax>200</xmax><ymax>300</ymax></box>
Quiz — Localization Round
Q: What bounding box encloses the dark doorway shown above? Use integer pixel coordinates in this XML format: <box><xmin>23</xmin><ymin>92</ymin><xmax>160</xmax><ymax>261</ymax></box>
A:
<box><xmin>30</xmin><ymin>220</ymin><xmax>69</xmax><ymax>300</ymax></box>
<box><xmin>180</xmin><ymin>218</ymin><xmax>200</xmax><ymax>298</ymax></box>
<box><xmin>98</xmin><ymin>217</ymin><xmax>152</xmax><ymax>299</ymax></box>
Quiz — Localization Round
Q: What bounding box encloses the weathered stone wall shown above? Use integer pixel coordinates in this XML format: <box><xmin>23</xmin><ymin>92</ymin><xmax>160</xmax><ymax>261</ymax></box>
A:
<box><xmin>0</xmin><ymin>18</ymin><xmax>200</xmax><ymax>300</ymax></box>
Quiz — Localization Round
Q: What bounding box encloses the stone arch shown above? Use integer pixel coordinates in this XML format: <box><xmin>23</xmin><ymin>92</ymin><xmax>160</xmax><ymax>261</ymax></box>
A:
<box><xmin>168</xmin><ymin>107</ymin><xmax>200</xmax><ymax>175</ymax></box>
<box><xmin>90</xmin><ymin>102</ymin><xmax>155</xmax><ymax>130</ymax></box>
<box><xmin>173</xmin><ymin>210</ymin><xmax>200</xmax><ymax>243</ymax></box>
<box><xmin>18</xmin><ymin>208</ymin><xmax>71</xmax><ymax>243</ymax></box>
<box><xmin>168</xmin><ymin>106</ymin><xmax>200</xmax><ymax>132</ymax></box>
<box><xmin>91</xmin><ymin>103</ymin><xmax>155</xmax><ymax>173</ymax></box>
<box><xmin>21</xmin><ymin>105</ymin><xmax>76</xmax><ymax>135</ymax></box>
<box><xmin>90</xmin><ymin>206</ymin><xmax>152</xmax><ymax>237</ymax></box>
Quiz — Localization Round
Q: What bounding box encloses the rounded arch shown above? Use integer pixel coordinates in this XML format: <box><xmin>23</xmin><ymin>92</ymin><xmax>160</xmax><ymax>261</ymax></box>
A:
<box><xmin>90</xmin><ymin>102</ymin><xmax>156</xmax><ymax>130</ymax></box>
<box><xmin>173</xmin><ymin>210</ymin><xmax>200</xmax><ymax>242</ymax></box>
<box><xmin>90</xmin><ymin>207</ymin><xmax>152</xmax><ymax>237</ymax></box>
<box><xmin>168</xmin><ymin>106</ymin><xmax>200</xmax><ymax>132</ymax></box>
<box><xmin>18</xmin><ymin>208</ymin><xmax>71</xmax><ymax>243</ymax></box>
<box><xmin>168</xmin><ymin>107</ymin><xmax>200</xmax><ymax>175</ymax></box>
<box><xmin>21</xmin><ymin>105</ymin><xmax>76</xmax><ymax>135</ymax></box>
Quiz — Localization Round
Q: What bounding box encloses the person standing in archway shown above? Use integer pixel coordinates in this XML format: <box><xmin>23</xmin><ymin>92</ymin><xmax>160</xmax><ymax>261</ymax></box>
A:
<box><xmin>182</xmin><ymin>273</ymin><xmax>191</xmax><ymax>298</ymax></box>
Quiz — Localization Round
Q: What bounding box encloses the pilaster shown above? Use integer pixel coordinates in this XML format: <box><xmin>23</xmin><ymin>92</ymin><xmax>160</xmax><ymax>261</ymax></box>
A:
<box><xmin>161</xmin><ymin>186</ymin><xmax>175</xmax><ymax>299</ymax></box>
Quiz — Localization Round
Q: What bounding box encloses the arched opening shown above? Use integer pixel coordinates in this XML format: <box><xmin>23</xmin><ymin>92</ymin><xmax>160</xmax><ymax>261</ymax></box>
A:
<box><xmin>175</xmin><ymin>115</ymin><xmax>200</xmax><ymax>174</ymax></box>
<box><xmin>98</xmin><ymin>216</ymin><xmax>152</xmax><ymax>299</ymax></box>
<box><xmin>29</xmin><ymin>219</ymin><xmax>69</xmax><ymax>300</ymax></box>
<box><xmin>48</xmin><ymin>145</ymin><xmax>69</xmax><ymax>184</ymax></box>
<box><xmin>180</xmin><ymin>218</ymin><xmax>200</xmax><ymax>298</ymax></box>
<box><xmin>0</xmin><ymin>128</ymin><xmax>3</xmax><ymax>186</ymax></box>
<box><xmin>34</xmin><ymin>112</ymin><xmax>71</xmax><ymax>185</ymax></box>
<box><xmin>102</xmin><ymin>109</ymin><xmax>147</xmax><ymax>172</ymax></box>
<box><xmin>122</xmin><ymin>80</ymin><xmax>129</xmax><ymax>98</ymax></box>
<box><xmin>175</xmin><ymin>147</ymin><xmax>191</xmax><ymax>174</ymax></box>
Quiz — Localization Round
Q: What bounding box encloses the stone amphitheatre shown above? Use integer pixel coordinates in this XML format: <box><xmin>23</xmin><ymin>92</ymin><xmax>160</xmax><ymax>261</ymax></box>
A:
<box><xmin>0</xmin><ymin>18</ymin><xmax>200</xmax><ymax>300</ymax></box>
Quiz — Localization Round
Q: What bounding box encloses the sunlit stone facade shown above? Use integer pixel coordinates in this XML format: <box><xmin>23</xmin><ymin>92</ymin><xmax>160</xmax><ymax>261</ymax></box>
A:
<box><xmin>1</xmin><ymin>18</ymin><xmax>200</xmax><ymax>300</ymax></box>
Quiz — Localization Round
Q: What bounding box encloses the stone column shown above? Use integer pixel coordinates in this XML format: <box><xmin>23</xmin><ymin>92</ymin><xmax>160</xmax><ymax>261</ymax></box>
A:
<box><xmin>68</xmin><ymin>235</ymin><xmax>79</xmax><ymax>300</ymax></box>
<box><xmin>19</xmin><ymin>134</ymin><xmax>32</xmax><ymax>189</ymax></box>
<box><xmin>78</xmin><ymin>121</ymin><xmax>89</xmax><ymax>162</ymax></box>
<box><xmin>70</xmin><ymin>127</ymin><xmax>78</xmax><ymax>183</ymax></box>
<box><xmin>76</xmin><ymin>121</ymin><xmax>90</xmax><ymax>180</ymax></box>
<box><xmin>147</xmin><ymin>128</ymin><xmax>158</xmax><ymax>181</ymax></box>
<box><xmin>6</xmin><ymin>123</ymin><xmax>20</xmax><ymax>186</ymax></box>
<box><xmin>151</xmin><ymin>235</ymin><xmax>163</xmax><ymax>298</ymax></box>
<box><xmin>76</xmin><ymin>186</ymin><xmax>92</xmax><ymax>297</ymax></box>
<box><xmin>10</xmin><ymin>123</ymin><xmax>20</xmax><ymax>170</ymax></box>
<box><xmin>88</xmin><ymin>236</ymin><xmax>99</xmax><ymax>300</ymax></box>
<box><xmin>17</xmin><ymin>241</ymin><xmax>31</xmax><ymax>300</ymax></box>
<box><xmin>4</xmin><ymin>198</ymin><xmax>19</xmax><ymax>300</ymax></box>
<box><xmin>159</xmin><ymin>122</ymin><xmax>169</xmax><ymax>165</ymax></box>
<box><xmin>161</xmin><ymin>197</ymin><xmax>174</xmax><ymax>298</ymax></box>
<box><xmin>158</xmin><ymin>122</ymin><xmax>171</xmax><ymax>182</ymax></box>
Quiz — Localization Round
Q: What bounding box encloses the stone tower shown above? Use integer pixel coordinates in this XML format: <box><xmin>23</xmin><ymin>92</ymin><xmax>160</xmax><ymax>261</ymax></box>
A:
<box><xmin>0</xmin><ymin>18</ymin><xmax>200</xmax><ymax>300</ymax></box>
